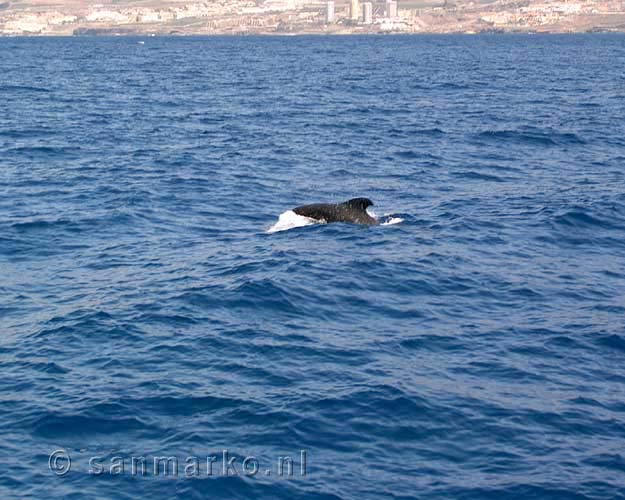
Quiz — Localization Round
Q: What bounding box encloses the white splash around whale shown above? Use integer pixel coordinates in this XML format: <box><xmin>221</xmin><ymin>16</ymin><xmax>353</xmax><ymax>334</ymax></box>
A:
<box><xmin>381</xmin><ymin>216</ymin><xmax>403</xmax><ymax>225</ymax></box>
<box><xmin>267</xmin><ymin>210</ymin><xmax>322</xmax><ymax>233</ymax></box>
<box><xmin>368</xmin><ymin>209</ymin><xmax>404</xmax><ymax>226</ymax></box>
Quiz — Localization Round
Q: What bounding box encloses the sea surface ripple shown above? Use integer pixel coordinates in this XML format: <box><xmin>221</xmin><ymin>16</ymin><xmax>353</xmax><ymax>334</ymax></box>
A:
<box><xmin>1</xmin><ymin>35</ymin><xmax>625</xmax><ymax>500</ymax></box>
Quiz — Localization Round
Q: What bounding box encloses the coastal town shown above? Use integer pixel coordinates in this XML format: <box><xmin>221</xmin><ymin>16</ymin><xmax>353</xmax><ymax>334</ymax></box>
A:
<box><xmin>1</xmin><ymin>0</ymin><xmax>624</xmax><ymax>35</ymax></box>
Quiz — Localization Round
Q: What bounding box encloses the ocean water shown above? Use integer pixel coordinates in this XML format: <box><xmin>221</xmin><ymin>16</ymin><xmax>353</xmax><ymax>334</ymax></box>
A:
<box><xmin>1</xmin><ymin>34</ymin><xmax>625</xmax><ymax>499</ymax></box>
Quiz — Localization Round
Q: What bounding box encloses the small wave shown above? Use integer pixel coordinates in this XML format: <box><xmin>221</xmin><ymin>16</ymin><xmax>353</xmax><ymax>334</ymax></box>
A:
<box><xmin>32</xmin><ymin>413</ymin><xmax>149</xmax><ymax>438</ymax></box>
<box><xmin>553</xmin><ymin>208</ymin><xmax>620</xmax><ymax>230</ymax></box>
<box><xmin>389</xmin><ymin>127</ymin><xmax>444</xmax><ymax>138</ymax></box>
<box><xmin>438</xmin><ymin>82</ymin><xmax>469</xmax><ymax>90</ymax></box>
<box><xmin>10</xmin><ymin>219</ymin><xmax>77</xmax><ymax>232</ymax></box>
<box><xmin>0</xmin><ymin>128</ymin><xmax>56</xmax><ymax>139</ymax></box>
<box><xmin>266</xmin><ymin>210</ymin><xmax>320</xmax><ymax>233</ymax></box>
<box><xmin>452</xmin><ymin>170</ymin><xmax>505</xmax><ymax>182</ymax></box>
<box><xmin>395</xmin><ymin>150</ymin><xmax>419</xmax><ymax>159</ymax></box>
<box><xmin>0</xmin><ymin>84</ymin><xmax>50</xmax><ymax>93</ymax></box>
<box><xmin>7</xmin><ymin>145</ymin><xmax>81</xmax><ymax>157</ymax></box>
<box><xmin>477</xmin><ymin>128</ymin><xmax>585</xmax><ymax>146</ymax></box>
<box><xmin>329</xmin><ymin>168</ymin><xmax>351</xmax><ymax>176</ymax></box>
<box><xmin>415</xmin><ymin>127</ymin><xmax>445</xmax><ymax>136</ymax></box>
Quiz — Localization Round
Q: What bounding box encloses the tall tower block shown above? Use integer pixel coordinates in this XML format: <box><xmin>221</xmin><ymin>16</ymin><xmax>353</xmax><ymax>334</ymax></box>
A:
<box><xmin>326</xmin><ymin>1</ymin><xmax>335</xmax><ymax>23</ymax></box>
<box><xmin>350</xmin><ymin>0</ymin><xmax>360</xmax><ymax>21</ymax></box>
<box><xmin>362</xmin><ymin>2</ymin><xmax>372</xmax><ymax>23</ymax></box>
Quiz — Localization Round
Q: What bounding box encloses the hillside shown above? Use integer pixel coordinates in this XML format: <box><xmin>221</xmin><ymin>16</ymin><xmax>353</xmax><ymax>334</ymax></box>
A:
<box><xmin>1</xmin><ymin>0</ymin><xmax>624</xmax><ymax>34</ymax></box>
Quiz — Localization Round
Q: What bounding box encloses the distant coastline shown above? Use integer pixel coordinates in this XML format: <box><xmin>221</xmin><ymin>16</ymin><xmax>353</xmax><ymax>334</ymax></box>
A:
<box><xmin>2</xmin><ymin>29</ymin><xmax>625</xmax><ymax>36</ymax></box>
<box><xmin>1</xmin><ymin>0</ymin><xmax>624</xmax><ymax>37</ymax></box>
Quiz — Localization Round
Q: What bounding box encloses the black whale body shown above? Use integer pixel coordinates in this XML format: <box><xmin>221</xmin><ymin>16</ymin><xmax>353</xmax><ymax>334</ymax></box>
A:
<box><xmin>293</xmin><ymin>198</ymin><xmax>378</xmax><ymax>225</ymax></box>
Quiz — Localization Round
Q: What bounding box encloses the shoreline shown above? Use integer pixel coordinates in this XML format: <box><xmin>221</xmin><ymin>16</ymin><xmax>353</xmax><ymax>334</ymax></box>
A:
<box><xmin>1</xmin><ymin>28</ymin><xmax>625</xmax><ymax>36</ymax></box>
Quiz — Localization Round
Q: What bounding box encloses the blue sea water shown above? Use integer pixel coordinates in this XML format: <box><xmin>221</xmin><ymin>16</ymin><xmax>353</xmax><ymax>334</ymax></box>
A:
<box><xmin>1</xmin><ymin>34</ymin><xmax>625</xmax><ymax>499</ymax></box>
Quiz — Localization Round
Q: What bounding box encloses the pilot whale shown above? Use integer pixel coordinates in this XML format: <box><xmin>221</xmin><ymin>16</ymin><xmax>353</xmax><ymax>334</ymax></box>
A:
<box><xmin>293</xmin><ymin>198</ymin><xmax>378</xmax><ymax>225</ymax></box>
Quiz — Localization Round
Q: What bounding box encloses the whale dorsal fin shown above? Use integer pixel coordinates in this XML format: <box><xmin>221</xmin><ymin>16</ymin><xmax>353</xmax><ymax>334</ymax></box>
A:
<box><xmin>343</xmin><ymin>198</ymin><xmax>373</xmax><ymax>210</ymax></box>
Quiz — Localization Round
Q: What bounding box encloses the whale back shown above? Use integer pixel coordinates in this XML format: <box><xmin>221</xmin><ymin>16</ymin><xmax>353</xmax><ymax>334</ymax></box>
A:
<box><xmin>293</xmin><ymin>197</ymin><xmax>377</xmax><ymax>225</ymax></box>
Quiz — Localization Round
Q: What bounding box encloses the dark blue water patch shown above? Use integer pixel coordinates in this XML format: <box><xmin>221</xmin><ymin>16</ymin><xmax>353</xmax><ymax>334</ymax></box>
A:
<box><xmin>594</xmin><ymin>334</ymin><xmax>625</xmax><ymax>353</ymax></box>
<box><xmin>2</xmin><ymin>34</ymin><xmax>625</xmax><ymax>500</ymax></box>
<box><xmin>446</xmin><ymin>483</ymin><xmax>625</xmax><ymax>500</ymax></box>
<box><xmin>394</xmin><ymin>150</ymin><xmax>420</xmax><ymax>159</ymax></box>
<box><xmin>131</xmin><ymin>395</ymin><xmax>256</xmax><ymax>416</ymax></box>
<box><xmin>451</xmin><ymin>359</ymin><xmax>547</xmax><ymax>383</ymax></box>
<box><xmin>583</xmin><ymin>453</ymin><xmax>625</xmax><ymax>473</ymax></box>
<box><xmin>553</xmin><ymin>207</ymin><xmax>625</xmax><ymax>231</ymax></box>
<box><xmin>32</xmin><ymin>412</ymin><xmax>151</xmax><ymax>438</ymax></box>
<box><xmin>177</xmin><ymin>476</ymin><xmax>342</xmax><ymax>500</ymax></box>
<box><xmin>592</xmin><ymin>303</ymin><xmax>625</xmax><ymax>314</ymax></box>
<box><xmin>32</xmin><ymin>311</ymin><xmax>145</xmax><ymax>345</ymax></box>
<box><xmin>172</xmin><ymin>280</ymin><xmax>306</xmax><ymax>318</ymax></box>
<box><xmin>9</xmin><ymin>360</ymin><xmax>70</xmax><ymax>375</ymax></box>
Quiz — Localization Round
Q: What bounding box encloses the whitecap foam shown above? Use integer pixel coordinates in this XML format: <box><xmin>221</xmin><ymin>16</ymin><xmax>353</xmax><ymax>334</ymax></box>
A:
<box><xmin>267</xmin><ymin>210</ymin><xmax>321</xmax><ymax>233</ymax></box>
<box><xmin>381</xmin><ymin>216</ymin><xmax>404</xmax><ymax>225</ymax></box>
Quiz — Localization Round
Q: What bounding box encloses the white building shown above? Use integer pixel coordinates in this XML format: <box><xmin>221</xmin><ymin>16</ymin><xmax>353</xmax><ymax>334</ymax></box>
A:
<box><xmin>85</xmin><ymin>10</ymin><xmax>129</xmax><ymax>23</ymax></box>
<box><xmin>326</xmin><ymin>1</ymin><xmax>335</xmax><ymax>23</ymax></box>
